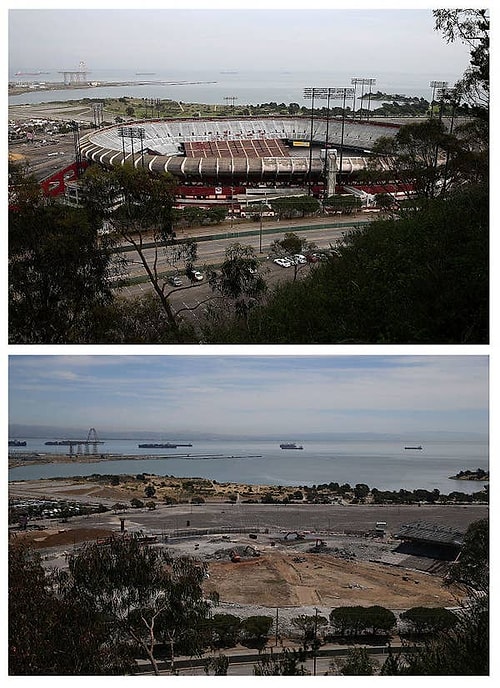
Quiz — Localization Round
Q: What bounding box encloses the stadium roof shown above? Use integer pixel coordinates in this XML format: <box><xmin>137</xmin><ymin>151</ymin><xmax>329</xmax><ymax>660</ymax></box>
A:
<box><xmin>395</xmin><ymin>521</ymin><xmax>465</xmax><ymax>547</ymax></box>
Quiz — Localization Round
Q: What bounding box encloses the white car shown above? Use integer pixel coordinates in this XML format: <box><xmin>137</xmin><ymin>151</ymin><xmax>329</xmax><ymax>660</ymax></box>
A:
<box><xmin>293</xmin><ymin>254</ymin><xmax>307</xmax><ymax>264</ymax></box>
<box><xmin>193</xmin><ymin>270</ymin><xmax>204</xmax><ymax>281</ymax></box>
<box><xmin>273</xmin><ymin>258</ymin><xmax>292</xmax><ymax>268</ymax></box>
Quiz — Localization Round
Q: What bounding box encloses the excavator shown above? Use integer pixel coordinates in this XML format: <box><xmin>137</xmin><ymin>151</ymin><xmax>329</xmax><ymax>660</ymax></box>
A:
<box><xmin>229</xmin><ymin>546</ymin><xmax>261</xmax><ymax>562</ymax></box>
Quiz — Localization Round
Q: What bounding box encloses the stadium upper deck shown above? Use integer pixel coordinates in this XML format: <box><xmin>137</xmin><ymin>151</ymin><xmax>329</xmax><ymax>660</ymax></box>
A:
<box><xmin>79</xmin><ymin>116</ymin><xmax>399</xmax><ymax>183</ymax></box>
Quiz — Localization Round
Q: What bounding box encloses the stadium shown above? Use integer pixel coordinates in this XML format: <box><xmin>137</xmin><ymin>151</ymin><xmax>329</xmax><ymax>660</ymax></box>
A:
<box><xmin>78</xmin><ymin>115</ymin><xmax>400</xmax><ymax>207</ymax></box>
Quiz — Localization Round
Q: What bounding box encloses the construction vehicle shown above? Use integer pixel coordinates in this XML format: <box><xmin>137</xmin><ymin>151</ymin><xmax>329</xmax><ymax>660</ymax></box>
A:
<box><xmin>229</xmin><ymin>549</ymin><xmax>241</xmax><ymax>562</ymax></box>
<box><xmin>284</xmin><ymin>531</ymin><xmax>306</xmax><ymax>540</ymax></box>
<box><xmin>244</xmin><ymin>545</ymin><xmax>261</xmax><ymax>557</ymax></box>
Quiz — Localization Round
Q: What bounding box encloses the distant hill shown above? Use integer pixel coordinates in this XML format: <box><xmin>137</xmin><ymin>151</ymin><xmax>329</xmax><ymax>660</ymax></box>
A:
<box><xmin>8</xmin><ymin>424</ymin><xmax>486</xmax><ymax>443</ymax></box>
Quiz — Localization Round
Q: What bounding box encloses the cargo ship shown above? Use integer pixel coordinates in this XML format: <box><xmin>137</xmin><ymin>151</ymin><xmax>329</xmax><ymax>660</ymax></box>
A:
<box><xmin>404</xmin><ymin>445</ymin><xmax>423</xmax><ymax>450</ymax></box>
<box><xmin>138</xmin><ymin>443</ymin><xmax>193</xmax><ymax>449</ymax></box>
<box><xmin>280</xmin><ymin>442</ymin><xmax>303</xmax><ymax>450</ymax></box>
<box><xmin>8</xmin><ymin>440</ymin><xmax>27</xmax><ymax>447</ymax></box>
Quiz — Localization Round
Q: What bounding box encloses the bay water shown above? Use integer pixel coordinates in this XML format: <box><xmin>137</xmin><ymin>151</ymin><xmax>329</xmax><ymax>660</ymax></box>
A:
<box><xmin>9</xmin><ymin>438</ymin><xmax>488</xmax><ymax>495</ymax></box>
<box><xmin>8</xmin><ymin>68</ymin><xmax>462</xmax><ymax>107</ymax></box>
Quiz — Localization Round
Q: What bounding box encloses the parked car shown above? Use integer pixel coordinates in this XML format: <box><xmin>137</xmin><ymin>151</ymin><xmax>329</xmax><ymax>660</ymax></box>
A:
<box><xmin>193</xmin><ymin>270</ymin><xmax>204</xmax><ymax>281</ymax></box>
<box><xmin>273</xmin><ymin>258</ymin><xmax>292</xmax><ymax>268</ymax></box>
<box><xmin>293</xmin><ymin>254</ymin><xmax>307</xmax><ymax>264</ymax></box>
<box><xmin>168</xmin><ymin>276</ymin><xmax>183</xmax><ymax>287</ymax></box>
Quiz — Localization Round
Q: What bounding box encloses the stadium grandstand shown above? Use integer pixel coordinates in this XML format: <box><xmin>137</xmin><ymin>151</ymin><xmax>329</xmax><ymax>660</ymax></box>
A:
<box><xmin>79</xmin><ymin>116</ymin><xmax>398</xmax><ymax>188</ymax></box>
<box><xmin>390</xmin><ymin>521</ymin><xmax>465</xmax><ymax>573</ymax></box>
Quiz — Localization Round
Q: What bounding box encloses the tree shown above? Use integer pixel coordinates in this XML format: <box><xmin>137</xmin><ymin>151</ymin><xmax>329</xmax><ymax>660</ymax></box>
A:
<box><xmin>207</xmin><ymin>613</ymin><xmax>242</xmax><ymax>649</ymax></box>
<box><xmin>331</xmin><ymin>646</ymin><xmax>379</xmax><ymax>675</ymax></box>
<box><xmin>433</xmin><ymin>9</ymin><xmax>489</xmax><ymax>115</ymax></box>
<box><xmin>385</xmin><ymin>595</ymin><xmax>488</xmax><ymax>675</ymax></box>
<box><xmin>56</xmin><ymin>535</ymin><xmax>211</xmax><ymax>675</ymax></box>
<box><xmin>204</xmin><ymin>654</ymin><xmax>229</xmax><ymax>675</ymax></box>
<box><xmin>269</xmin><ymin>232</ymin><xmax>313</xmax><ymax>281</ymax></box>
<box><xmin>269</xmin><ymin>195</ymin><xmax>320</xmax><ymax>220</ymax></box>
<box><xmin>400</xmin><ymin>607</ymin><xmax>458</xmax><ymax>637</ymax></box>
<box><xmin>205</xmin><ymin>183</ymin><xmax>488</xmax><ymax>344</ymax></box>
<box><xmin>329</xmin><ymin>606</ymin><xmax>396</xmax><ymax>638</ymax></box>
<box><xmin>240</xmin><ymin>615</ymin><xmax>273</xmax><ymax>651</ymax></box>
<box><xmin>9</xmin><ymin>539</ymin><xmax>135</xmax><ymax>675</ymax></box>
<box><xmin>254</xmin><ymin>648</ymin><xmax>310</xmax><ymax>676</ymax></box>
<box><xmin>210</xmin><ymin>243</ymin><xmax>266</xmax><ymax>300</ymax></box>
<box><xmin>354</xmin><ymin>483</ymin><xmax>370</xmax><ymax>500</ymax></box>
<box><xmin>369</xmin><ymin>119</ymin><xmax>454</xmax><ymax>200</ymax></box>
<box><xmin>9</xmin><ymin>165</ymin><xmax>114</xmax><ymax>343</ymax></box>
<box><xmin>291</xmin><ymin>613</ymin><xmax>328</xmax><ymax>646</ymax></box>
<box><xmin>445</xmin><ymin>518</ymin><xmax>488</xmax><ymax>593</ymax></box>
<box><xmin>80</xmin><ymin>164</ymin><xmax>205</xmax><ymax>342</ymax></box>
<box><xmin>144</xmin><ymin>484</ymin><xmax>156</xmax><ymax>499</ymax></box>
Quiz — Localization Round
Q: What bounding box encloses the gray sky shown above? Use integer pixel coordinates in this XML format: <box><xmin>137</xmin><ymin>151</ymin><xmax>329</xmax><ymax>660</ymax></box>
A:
<box><xmin>8</xmin><ymin>355</ymin><xmax>489</xmax><ymax>437</ymax></box>
<box><xmin>8</xmin><ymin>2</ymin><xmax>473</xmax><ymax>76</ymax></box>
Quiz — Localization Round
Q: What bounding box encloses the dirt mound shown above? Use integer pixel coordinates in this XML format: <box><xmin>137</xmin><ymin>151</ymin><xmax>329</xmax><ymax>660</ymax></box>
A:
<box><xmin>203</xmin><ymin>552</ymin><xmax>460</xmax><ymax>609</ymax></box>
<box><xmin>16</xmin><ymin>527</ymin><xmax>114</xmax><ymax>549</ymax></box>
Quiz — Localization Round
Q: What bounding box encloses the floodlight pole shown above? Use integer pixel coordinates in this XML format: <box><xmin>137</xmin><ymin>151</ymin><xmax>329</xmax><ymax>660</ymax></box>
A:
<box><xmin>305</xmin><ymin>87</ymin><xmax>354</xmax><ymax>196</ymax></box>
<box><xmin>118</xmin><ymin>126</ymin><xmax>146</xmax><ymax>168</ymax></box>
<box><xmin>303</xmin><ymin>88</ymin><xmax>317</xmax><ymax>195</ymax></box>
<box><xmin>351</xmin><ymin>78</ymin><xmax>376</xmax><ymax>121</ymax></box>
<box><xmin>429</xmin><ymin>80</ymin><xmax>448</xmax><ymax>118</ymax></box>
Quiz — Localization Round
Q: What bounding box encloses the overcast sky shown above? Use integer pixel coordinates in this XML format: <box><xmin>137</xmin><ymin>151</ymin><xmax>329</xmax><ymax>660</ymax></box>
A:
<box><xmin>8</xmin><ymin>2</ymin><xmax>473</xmax><ymax>77</ymax></box>
<box><xmin>8</xmin><ymin>355</ymin><xmax>488</xmax><ymax>437</ymax></box>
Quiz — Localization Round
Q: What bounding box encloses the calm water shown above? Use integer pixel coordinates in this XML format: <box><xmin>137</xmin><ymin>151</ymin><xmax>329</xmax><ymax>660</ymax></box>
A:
<box><xmin>8</xmin><ymin>438</ymin><xmax>488</xmax><ymax>495</ymax></box>
<box><xmin>8</xmin><ymin>68</ymin><xmax>462</xmax><ymax>107</ymax></box>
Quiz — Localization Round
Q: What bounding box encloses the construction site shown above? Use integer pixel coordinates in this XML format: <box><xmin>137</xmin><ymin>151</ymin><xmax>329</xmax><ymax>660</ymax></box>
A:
<box><xmin>9</xmin><ymin>475</ymin><xmax>486</xmax><ymax>630</ymax></box>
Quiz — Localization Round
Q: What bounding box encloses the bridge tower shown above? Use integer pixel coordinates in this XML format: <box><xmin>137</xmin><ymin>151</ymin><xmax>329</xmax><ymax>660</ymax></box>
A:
<box><xmin>86</xmin><ymin>427</ymin><xmax>100</xmax><ymax>454</ymax></box>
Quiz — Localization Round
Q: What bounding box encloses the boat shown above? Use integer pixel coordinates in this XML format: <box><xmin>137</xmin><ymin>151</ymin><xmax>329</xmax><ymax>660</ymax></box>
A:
<box><xmin>136</xmin><ymin>72</ymin><xmax>156</xmax><ymax>76</ymax></box>
<box><xmin>138</xmin><ymin>443</ymin><xmax>193</xmax><ymax>449</ymax></box>
<box><xmin>280</xmin><ymin>443</ymin><xmax>303</xmax><ymax>450</ymax></box>
<box><xmin>8</xmin><ymin>440</ymin><xmax>26</xmax><ymax>447</ymax></box>
<box><xmin>15</xmin><ymin>71</ymin><xmax>49</xmax><ymax>76</ymax></box>
<box><xmin>404</xmin><ymin>445</ymin><xmax>423</xmax><ymax>450</ymax></box>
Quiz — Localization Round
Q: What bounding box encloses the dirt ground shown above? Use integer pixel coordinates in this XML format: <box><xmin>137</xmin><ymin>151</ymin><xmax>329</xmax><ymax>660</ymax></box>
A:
<box><xmin>203</xmin><ymin>552</ymin><xmax>460</xmax><ymax>608</ymax></box>
<box><xmin>10</xmin><ymin>477</ymin><xmax>479</xmax><ymax>612</ymax></box>
<box><xmin>14</xmin><ymin>527</ymin><xmax>461</xmax><ymax>609</ymax></box>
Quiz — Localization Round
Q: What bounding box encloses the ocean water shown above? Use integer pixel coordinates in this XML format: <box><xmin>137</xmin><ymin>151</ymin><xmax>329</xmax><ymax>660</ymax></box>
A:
<box><xmin>8</xmin><ymin>68</ymin><xmax>462</xmax><ymax>107</ymax></box>
<box><xmin>8</xmin><ymin>438</ymin><xmax>488</xmax><ymax>496</ymax></box>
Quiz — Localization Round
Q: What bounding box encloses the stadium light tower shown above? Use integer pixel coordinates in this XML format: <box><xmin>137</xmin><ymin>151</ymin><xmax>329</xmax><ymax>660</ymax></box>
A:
<box><xmin>351</xmin><ymin>78</ymin><xmax>376</xmax><ymax>120</ymax></box>
<box><xmin>224</xmin><ymin>96</ymin><xmax>238</xmax><ymax>110</ymax></box>
<box><xmin>303</xmin><ymin>87</ymin><xmax>320</xmax><ymax>194</ymax></box>
<box><xmin>118</xmin><ymin>126</ymin><xmax>146</xmax><ymax>167</ymax></box>
<box><xmin>305</xmin><ymin>87</ymin><xmax>354</xmax><ymax>195</ymax></box>
<box><xmin>429</xmin><ymin>80</ymin><xmax>448</xmax><ymax>118</ymax></box>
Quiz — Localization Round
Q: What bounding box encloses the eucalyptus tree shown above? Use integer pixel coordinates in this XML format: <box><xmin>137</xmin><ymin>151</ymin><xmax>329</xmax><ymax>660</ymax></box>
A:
<box><xmin>8</xmin><ymin>164</ymin><xmax>114</xmax><ymax>343</ymax></box>
<box><xmin>79</xmin><ymin>164</ymin><xmax>205</xmax><ymax>341</ymax></box>
<box><xmin>56</xmin><ymin>535</ymin><xmax>212</xmax><ymax>675</ymax></box>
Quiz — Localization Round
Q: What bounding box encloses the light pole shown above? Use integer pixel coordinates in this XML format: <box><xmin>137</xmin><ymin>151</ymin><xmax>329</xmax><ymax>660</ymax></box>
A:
<box><xmin>305</xmin><ymin>87</ymin><xmax>354</xmax><ymax>194</ymax></box>
<box><xmin>118</xmin><ymin>126</ymin><xmax>146</xmax><ymax>168</ymax></box>
<box><xmin>351</xmin><ymin>77</ymin><xmax>376</xmax><ymax>120</ymax></box>
<box><xmin>429</xmin><ymin>80</ymin><xmax>448</xmax><ymax>118</ymax></box>
<box><xmin>303</xmin><ymin>87</ymin><xmax>319</xmax><ymax>195</ymax></box>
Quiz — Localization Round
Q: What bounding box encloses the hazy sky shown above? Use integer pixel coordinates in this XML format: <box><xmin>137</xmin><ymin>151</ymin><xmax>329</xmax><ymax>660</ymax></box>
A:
<box><xmin>8</xmin><ymin>2</ymin><xmax>473</xmax><ymax>76</ymax></box>
<box><xmin>8</xmin><ymin>355</ymin><xmax>489</xmax><ymax>437</ymax></box>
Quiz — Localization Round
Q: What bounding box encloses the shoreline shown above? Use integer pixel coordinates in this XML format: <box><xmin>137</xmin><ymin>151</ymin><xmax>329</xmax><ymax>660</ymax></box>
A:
<box><xmin>8</xmin><ymin>79</ymin><xmax>218</xmax><ymax>97</ymax></box>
